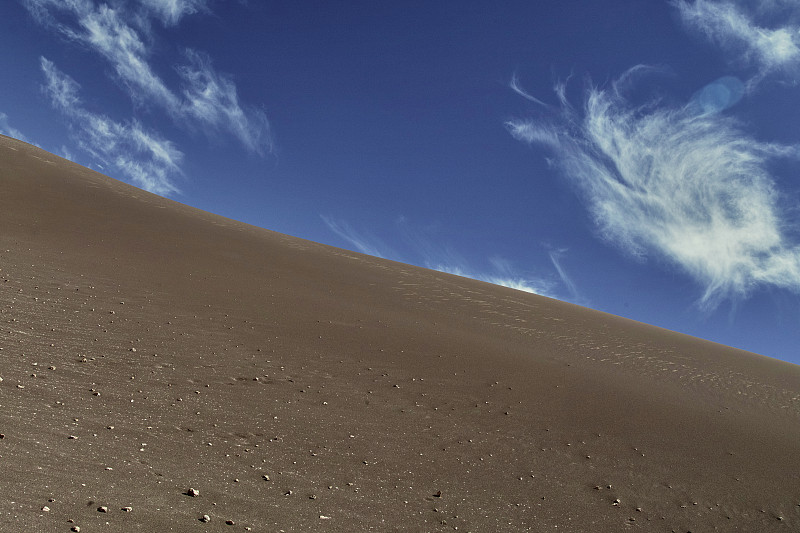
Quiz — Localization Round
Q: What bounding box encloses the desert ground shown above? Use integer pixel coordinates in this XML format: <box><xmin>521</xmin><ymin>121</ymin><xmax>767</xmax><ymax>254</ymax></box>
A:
<box><xmin>1</xmin><ymin>133</ymin><xmax>799</xmax><ymax>532</ymax></box>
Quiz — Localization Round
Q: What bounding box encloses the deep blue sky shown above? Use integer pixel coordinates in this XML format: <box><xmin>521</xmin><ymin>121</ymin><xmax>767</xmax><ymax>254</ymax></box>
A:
<box><xmin>2</xmin><ymin>0</ymin><xmax>800</xmax><ymax>363</ymax></box>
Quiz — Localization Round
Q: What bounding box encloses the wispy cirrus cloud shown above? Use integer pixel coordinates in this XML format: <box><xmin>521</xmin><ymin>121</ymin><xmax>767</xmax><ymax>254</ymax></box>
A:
<box><xmin>0</xmin><ymin>113</ymin><xmax>34</xmax><ymax>144</ymax></box>
<box><xmin>674</xmin><ymin>0</ymin><xmax>800</xmax><ymax>82</ymax></box>
<box><xmin>178</xmin><ymin>50</ymin><xmax>272</xmax><ymax>155</ymax></box>
<box><xmin>22</xmin><ymin>0</ymin><xmax>271</xmax><ymax>154</ymax></box>
<box><xmin>507</xmin><ymin>67</ymin><xmax>800</xmax><ymax>308</ymax></box>
<box><xmin>41</xmin><ymin>57</ymin><xmax>182</xmax><ymax>195</ymax></box>
<box><xmin>320</xmin><ymin>215</ymin><xmax>392</xmax><ymax>259</ymax></box>
<box><xmin>481</xmin><ymin>257</ymin><xmax>559</xmax><ymax>297</ymax></box>
<box><xmin>322</xmin><ymin>215</ymin><xmax>572</xmax><ymax>299</ymax></box>
<box><xmin>139</xmin><ymin>0</ymin><xmax>209</xmax><ymax>26</ymax></box>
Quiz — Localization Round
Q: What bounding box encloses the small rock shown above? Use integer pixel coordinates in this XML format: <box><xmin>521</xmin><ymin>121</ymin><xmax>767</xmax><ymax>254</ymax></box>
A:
<box><xmin>121</xmin><ymin>506</ymin><xmax>132</xmax><ymax>512</ymax></box>
<box><xmin>199</xmin><ymin>514</ymin><xmax>211</xmax><ymax>523</ymax></box>
<box><xmin>97</xmin><ymin>506</ymin><xmax>108</xmax><ymax>513</ymax></box>
<box><xmin>320</xmin><ymin>515</ymin><xmax>331</xmax><ymax>520</ymax></box>
<box><xmin>225</xmin><ymin>519</ymin><xmax>235</xmax><ymax>525</ymax></box>
<box><xmin>41</xmin><ymin>506</ymin><xmax>50</xmax><ymax>512</ymax></box>
<box><xmin>71</xmin><ymin>527</ymin><xmax>81</xmax><ymax>532</ymax></box>
<box><xmin>187</xmin><ymin>488</ymin><xmax>200</xmax><ymax>497</ymax></box>
<box><xmin>261</xmin><ymin>474</ymin><xmax>270</xmax><ymax>481</ymax></box>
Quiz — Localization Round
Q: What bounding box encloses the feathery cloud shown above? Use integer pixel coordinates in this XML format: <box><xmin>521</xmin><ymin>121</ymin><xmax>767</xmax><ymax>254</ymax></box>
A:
<box><xmin>179</xmin><ymin>50</ymin><xmax>272</xmax><ymax>155</ymax></box>
<box><xmin>22</xmin><ymin>0</ymin><xmax>271</xmax><ymax>154</ymax></box>
<box><xmin>0</xmin><ymin>113</ymin><xmax>34</xmax><ymax>144</ymax></box>
<box><xmin>507</xmin><ymin>68</ymin><xmax>800</xmax><ymax>307</ymax></box>
<box><xmin>41</xmin><ymin>57</ymin><xmax>182</xmax><ymax>195</ymax></box>
<box><xmin>320</xmin><ymin>216</ymin><xmax>390</xmax><ymax>259</ymax></box>
<box><xmin>674</xmin><ymin>0</ymin><xmax>800</xmax><ymax>81</ymax></box>
<box><xmin>139</xmin><ymin>0</ymin><xmax>209</xmax><ymax>26</ymax></box>
<box><xmin>323</xmin><ymin>215</ymin><xmax>568</xmax><ymax>298</ymax></box>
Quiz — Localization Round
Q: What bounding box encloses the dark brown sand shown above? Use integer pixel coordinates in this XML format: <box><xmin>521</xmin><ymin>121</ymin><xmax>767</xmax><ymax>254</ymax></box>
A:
<box><xmin>1</xmin><ymin>133</ymin><xmax>799</xmax><ymax>532</ymax></box>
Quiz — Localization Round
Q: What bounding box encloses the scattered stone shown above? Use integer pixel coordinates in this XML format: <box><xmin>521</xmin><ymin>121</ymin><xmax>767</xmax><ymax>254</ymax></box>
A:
<box><xmin>71</xmin><ymin>527</ymin><xmax>80</xmax><ymax>532</ymax></box>
<box><xmin>68</xmin><ymin>435</ymin><xmax>78</xmax><ymax>440</ymax></box>
<box><xmin>320</xmin><ymin>515</ymin><xmax>331</xmax><ymax>519</ymax></box>
<box><xmin>121</xmin><ymin>506</ymin><xmax>132</xmax><ymax>512</ymax></box>
<box><xmin>97</xmin><ymin>506</ymin><xmax>108</xmax><ymax>513</ymax></box>
<box><xmin>187</xmin><ymin>488</ymin><xmax>200</xmax><ymax>497</ymax></box>
<box><xmin>433</xmin><ymin>490</ymin><xmax>442</xmax><ymax>498</ymax></box>
<box><xmin>41</xmin><ymin>506</ymin><xmax>50</xmax><ymax>512</ymax></box>
<box><xmin>261</xmin><ymin>474</ymin><xmax>270</xmax><ymax>481</ymax></box>
<box><xmin>199</xmin><ymin>515</ymin><xmax>211</xmax><ymax>523</ymax></box>
<box><xmin>225</xmin><ymin>519</ymin><xmax>235</xmax><ymax>525</ymax></box>
<box><xmin>612</xmin><ymin>499</ymin><xmax>621</xmax><ymax>506</ymax></box>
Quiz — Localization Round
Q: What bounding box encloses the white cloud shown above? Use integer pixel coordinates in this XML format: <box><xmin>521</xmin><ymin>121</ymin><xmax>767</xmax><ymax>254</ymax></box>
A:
<box><xmin>139</xmin><ymin>0</ymin><xmax>208</xmax><ymax>26</ymax></box>
<box><xmin>507</xmin><ymin>68</ymin><xmax>800</xmax><ymax>308</ymax></box>
<box><xmin>320</xmin><ymin>215</ymin><xmax>390</xmax><ymax>259</ymax></box>
<box><xmin>41</xmin><ymin>57</ymin><xmax>182</xmax><ymax>196</ymax></box>
<box><xmin>76</xmin><ymin>2</ymin><xmax>179</xmax><ymax>108</ymax></box>
<box><xmin>179</xmin><ymin>50</ymin><xmax>273</xmax><ymax>155</ymax></box>
<box><xmin>430</xmin><ymin>261</ymin><xmax>557</xmax><ymax>297</ymax></box>
<box><xmin>674</xmin><ymin>0</ymin><xmax>800</xmax><ymax>81</ymax></box>
<box><xmin>322</xmin><ymin>215</ymin><xmax>567</xmax><ymax>298</ymax></box>
<box><xmin>548</xmin><ymin>249</ymin><xmax>581</xmax><ymax>302</ymax></box>
<box><xmin>22</xmin><ymin>0</ymin><xmax>271</xmax><ymax>154</ymax></box>
<box><xmin>0</xmin><ymin>113</ymin><xmax>33</xmax><ymax>144</ymax></box>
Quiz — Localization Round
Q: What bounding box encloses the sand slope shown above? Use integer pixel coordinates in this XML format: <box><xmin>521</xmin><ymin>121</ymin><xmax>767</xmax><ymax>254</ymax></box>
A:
<box><xmin>1</xmin><ymin>133</ymin><xmax>799</xmax><ymax>532</ymax></box>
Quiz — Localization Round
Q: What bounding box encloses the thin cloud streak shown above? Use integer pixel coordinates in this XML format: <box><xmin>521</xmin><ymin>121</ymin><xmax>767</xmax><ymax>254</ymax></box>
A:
<box><xmin>41</xmin><ymin>57</ymin><xmax>182</xmax><ymax>196</ymax></box>
<box><xmin>674</xmin><ymin>0</ymin><xmax>800</xmax><ymax>82</ymax></box>
<box><xmin>431</xmin><ymin>262</ymin><xmax>557</xmax><ymax>297</ymax></box>
<box><xmin>323</xmin><ymin>216</ymin><xmax>567</xmax><ymax>298</ymax></box>
<box><xmin>548</xmin><ymin>249</ymin><xmax>582</xmax><ymax>303</ymax></box>
<box><xmin>508</xmin><ymin>68</ymin><xmax>800</xmax><ymax>308</ymax></box>
<box><xmin>22</xmin><ymin>0</ymin><xmax>271</xmax><ymax>154</ymax></box>
<box><xmin>320</xmin><ymin>215</ymin><xmax>389</xmax><ymax>259</ymax></box>
<box><xmin>140</xmin><ymin>0</ymin><xmax>209</xmax><ymax>26</ymax></box>
<box><xmin>0</xmin><ymin>113</ymin><xmax>34</xmax><ymax>144</ymax></box>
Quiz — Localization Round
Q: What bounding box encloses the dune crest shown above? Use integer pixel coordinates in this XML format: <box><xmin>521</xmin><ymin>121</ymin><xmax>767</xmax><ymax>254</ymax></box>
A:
<box><xmin>1</xmin><ymin>134</ymin><xmax>799</xmax><ymax>531</ymax></box>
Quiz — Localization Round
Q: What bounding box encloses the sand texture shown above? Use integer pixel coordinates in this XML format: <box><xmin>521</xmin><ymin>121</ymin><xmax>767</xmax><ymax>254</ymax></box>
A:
<box><xmin>1</xmin><ymin>134</ymin><xmax>799</xmax><ymax>531</ymax></box>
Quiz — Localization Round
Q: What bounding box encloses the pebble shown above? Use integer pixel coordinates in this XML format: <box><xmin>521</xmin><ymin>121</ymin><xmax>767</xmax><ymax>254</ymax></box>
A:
<box><xmin>199</xmin><ymin>514</ymin><xmax>211</xmax><ymax>523</ymax></box>
<box><xmin>71</xmin><ymin>527</ymin><xmax>80</xmax><ymax>532</ymax></box>
<box><xmin>121</xmin><ymin>506</ymin><xmax>132</xmax><ymax>512</ymax></box>
<box><xmin>187</xmin><ymin>488</ymin><xmax>200</xmax><ymax>497</ymax></box>
<box><xmin>97</xmin><ymin>506</ymin><xmax>108</xmax><ymax>513</ymax></box>
<box><xmin>41</xmin><ymin>506</ymin><xmax>50</xmax><ymax>512</ymax></box>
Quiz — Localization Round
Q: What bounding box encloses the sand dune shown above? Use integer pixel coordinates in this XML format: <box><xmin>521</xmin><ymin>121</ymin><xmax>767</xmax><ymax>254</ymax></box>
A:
<box><xmin>1</xmin><ymin>133</ymin><xmax>799</xmax><ymax>531</ymax></box>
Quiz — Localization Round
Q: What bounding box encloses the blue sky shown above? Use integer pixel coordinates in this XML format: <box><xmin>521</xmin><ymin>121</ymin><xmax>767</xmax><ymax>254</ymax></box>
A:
<box><xmin>2</xmin><ymin>1</ymin><xmax>800</xmax><ymax>363</ymax></box>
